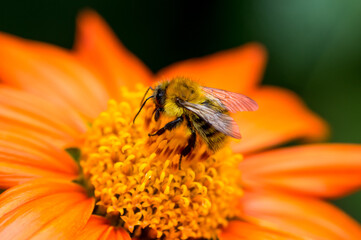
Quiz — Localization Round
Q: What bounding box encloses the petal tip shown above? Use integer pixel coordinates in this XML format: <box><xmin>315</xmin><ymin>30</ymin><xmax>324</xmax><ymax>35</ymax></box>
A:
<box><xmin>242</xmin><ymin>42</ymin><xmax>268</xmax><ymax>60</ymax></box>
<box><xmin>77</xmin><ymin>8</ymin><xmax>101</xmax><ymax>25</ymax></box>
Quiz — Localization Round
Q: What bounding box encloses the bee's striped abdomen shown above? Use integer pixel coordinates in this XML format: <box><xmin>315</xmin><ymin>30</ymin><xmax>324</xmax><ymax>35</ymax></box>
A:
<box><xmin>192</xmin><ymin>115</ymin><xmax>228</xmax><ymax>151</ymax></box>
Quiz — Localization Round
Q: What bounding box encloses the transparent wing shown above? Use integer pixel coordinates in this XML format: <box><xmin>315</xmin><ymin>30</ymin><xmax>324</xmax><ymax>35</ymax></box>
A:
<box><xmin>179</xmin><ymin>100</ymin><xmax>242</xmax><ymax>139</ymax></box>
<box><xmin>202</xmin><ymin>86</ymin><xmax>258</xmax><ymax>113</ymax></box>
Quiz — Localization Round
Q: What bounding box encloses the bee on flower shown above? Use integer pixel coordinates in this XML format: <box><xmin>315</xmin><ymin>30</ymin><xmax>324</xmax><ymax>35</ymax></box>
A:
<box><xmin>134</xmin><ymin>77</ymin><xmax>258</xmax><ymax>169</ymax></box>
<box><xmin>0</xmin><ymin>10</ymin><xmax>360</xmax><ymax>240</ymax></box>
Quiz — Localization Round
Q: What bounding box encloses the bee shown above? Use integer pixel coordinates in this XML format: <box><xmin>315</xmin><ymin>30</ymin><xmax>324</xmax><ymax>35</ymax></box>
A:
<box><xmin>133</xmin><ymin>77</ymin><xmax>258</xmax><ymax>168</ymax></box>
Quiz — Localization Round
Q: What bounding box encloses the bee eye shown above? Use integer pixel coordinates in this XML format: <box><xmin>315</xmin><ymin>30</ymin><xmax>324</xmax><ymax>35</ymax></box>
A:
<box><xmin>156</xmin><ymin>91</ymin><xmax>162</xmax><ymax>100</ymax></box>
<box><xmin>156</xmin><ymin>89</ymin><xmax>165</xmax><ymax>106</ymax></box>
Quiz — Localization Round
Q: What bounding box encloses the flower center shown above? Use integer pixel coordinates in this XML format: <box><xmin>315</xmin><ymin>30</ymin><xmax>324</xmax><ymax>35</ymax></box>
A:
<box><xmin>80</xmin><ymin>85</ymin><xmax>244</xmax><ymax>239</ymax></box>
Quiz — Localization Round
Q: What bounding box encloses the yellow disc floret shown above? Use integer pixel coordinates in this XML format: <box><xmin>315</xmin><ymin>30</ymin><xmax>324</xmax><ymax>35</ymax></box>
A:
<box><xmin>81</xmin><ymin>85</ymin><xmax>243</xmax><ymax>239</ymax></box>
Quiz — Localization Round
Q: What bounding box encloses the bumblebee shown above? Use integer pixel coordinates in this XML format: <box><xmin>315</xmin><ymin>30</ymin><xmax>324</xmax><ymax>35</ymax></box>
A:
<box><xmin>134</xmin><ymin>77</ymin><xmax>258</xmax><ymax>168</ymax></box>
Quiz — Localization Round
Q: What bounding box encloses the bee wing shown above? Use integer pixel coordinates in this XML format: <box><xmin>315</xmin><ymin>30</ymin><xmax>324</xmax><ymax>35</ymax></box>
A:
<box><xmin>201</xmin><ymin>86</ymin><xmax>258</xmax><ymax>113</ymax></box>
<box><xmin>179</xmin><ymin>100</ymin><xmax>242</xmax><ymax>139</ymax></box>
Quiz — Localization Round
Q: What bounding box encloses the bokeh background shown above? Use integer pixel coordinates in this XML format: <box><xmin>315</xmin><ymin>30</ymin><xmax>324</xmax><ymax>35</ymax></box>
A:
<box><xmin>1</xmin><ymin>0</ymin><xmax>361</xmax><ymax>221</ymax></box>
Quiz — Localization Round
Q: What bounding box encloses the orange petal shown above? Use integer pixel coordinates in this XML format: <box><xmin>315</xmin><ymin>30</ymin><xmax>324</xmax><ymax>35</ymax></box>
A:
<box><xmin>240</xmin><ymin>144</ymin><xmax>361</xmax><ymax>198</ymax></box>
<box><xmin>242</xmin><ymin>191</ymin><xmax>361</xmax><ymax>240</ymax></box>
<box><xmin>0</xmin><ymin>129</ymin><xmax>79</xmax><ymax>188</ymax></box>
<box><xmin>77</xmin><ymin>215</ymin><xmax>131</xmax><ymax>240</ymax></box>
<box><xmin>0</xmin><ymin>179</ymin><xmax>94</xmax><ymax>239</ymax></box>
<box><xmin>0</xmin><ymin>86</ymin><xmax>87</xmax><ymax>147</ymax></box>
<box><xmin>219</xmin><ymin>221</ymin><xmax>301</xmax><ymax>240</ymax></box>
<box><xmin>0</xmin><ymin>33</ymin><xmax>109</xmax><ymax>119</ymax></box>
<box><xmin>232</xmin><ymin>86</ymin><xmax>329</xmax><ymax>153</ymax></box>
<box><xmin>156</xmin><ymin>43</ymin><xmax>266</xmax><ymax>93</ymax></box>
<box><xmin>75</xmin><ymin>10</ymin><xmax>153</xmax><ymax>98</ymax></box>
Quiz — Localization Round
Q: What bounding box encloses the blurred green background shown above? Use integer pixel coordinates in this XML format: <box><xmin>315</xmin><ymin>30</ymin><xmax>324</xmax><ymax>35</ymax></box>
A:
<box><xmin>1</xmin><ymin>0</ymin><xmax>361</xmax><ymax>221</ymax></box>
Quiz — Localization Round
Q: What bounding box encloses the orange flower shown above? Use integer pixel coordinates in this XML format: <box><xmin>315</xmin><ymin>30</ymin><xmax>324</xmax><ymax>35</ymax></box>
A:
<box><xmin>0</xmin><ymin>10</ymin><xmax>361</xmax><ymax>240</ymax></box>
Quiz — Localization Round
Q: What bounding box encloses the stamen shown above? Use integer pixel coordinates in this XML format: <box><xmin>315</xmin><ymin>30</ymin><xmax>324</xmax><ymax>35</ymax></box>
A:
<box><xmin>81</xmin><ymin>85</ymin><xmax>244</xmax><ymax>239</ymax></box>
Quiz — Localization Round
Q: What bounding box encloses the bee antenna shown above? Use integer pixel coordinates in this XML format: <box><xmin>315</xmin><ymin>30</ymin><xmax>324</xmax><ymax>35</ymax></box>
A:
<box><xmin>139</xmin><ymin>86</ymin><xmax>154</xmax><ymax>107</ymax></box>
<box><xmin>133</xmin><ymin>96</ymin><xmax>154</xmax><ymax>124</ymax></box>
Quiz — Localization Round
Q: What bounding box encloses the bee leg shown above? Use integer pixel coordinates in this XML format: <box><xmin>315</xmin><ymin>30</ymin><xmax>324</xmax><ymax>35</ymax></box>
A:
<box><xmin>154</xmin><ymin>108</ymin><xmax>162</xmax><ymax>122</ymax></box>
<box><xmin>179</xmin><ymin>130</ymin><xmax>196</xmax><ymax>170</ymax></box>
<box><xmin>148</xmin><ymin>116</ymin><xmax>183</xmax><ymax>136</ymax></box>
<box><xmin>152</xmin><ymin>108</ymin><xmax>157</xmax><ymax>117</ymax></box>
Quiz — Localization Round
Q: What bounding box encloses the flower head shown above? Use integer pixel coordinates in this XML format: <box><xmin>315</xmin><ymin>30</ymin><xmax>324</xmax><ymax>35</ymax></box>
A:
<box><xmin>0</xmin><ymin>10</ymin><xmax>361</xmax><ymax>240</ymax></box>
<box><xmin>82</xmin><ymin>94</ymin><xmax>243</xmax><ymax>239</ymax></box>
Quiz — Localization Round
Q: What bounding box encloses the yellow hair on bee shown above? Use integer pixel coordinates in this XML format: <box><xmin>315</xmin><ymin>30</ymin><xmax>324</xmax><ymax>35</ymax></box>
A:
<box><xmin>163</xmin><ymin>99</ymin><xmax>184</xmax><ymax>117</ymax></box>
<box><xmin>163</xmin><ymin>77</ymin><xmax>206</xmax><ymax>117</ymax></box>
<box><xmin>167</xmin><ymin>77</ymin><xmax>203</xmax><ymax>102</ymax></box>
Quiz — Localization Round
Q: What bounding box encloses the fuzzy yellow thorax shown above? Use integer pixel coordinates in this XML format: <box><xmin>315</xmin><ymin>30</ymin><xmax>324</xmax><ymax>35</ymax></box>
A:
<box><xmin>80</xmin><ymin>85</ymin><xmax>243</xmax><ymax>239</ymax></box>
<box><xmin>163</xmin><ymin>77</ymin><xmax>206</xmax><ymax>118</ymax></box>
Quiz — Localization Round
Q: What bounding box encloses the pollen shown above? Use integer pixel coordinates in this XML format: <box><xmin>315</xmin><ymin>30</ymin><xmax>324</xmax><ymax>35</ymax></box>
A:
<box><xmin>81</xmin><ymin>85</ymin><xmax>244</xmax><ymax>239</ymax></box>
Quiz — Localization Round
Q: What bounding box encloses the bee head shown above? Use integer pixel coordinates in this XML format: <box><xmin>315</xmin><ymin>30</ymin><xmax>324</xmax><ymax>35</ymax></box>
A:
<box><xmin>133</xmin><ymin>82</ymin><xmax>168</xmax><ymax>124</ymax></box>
